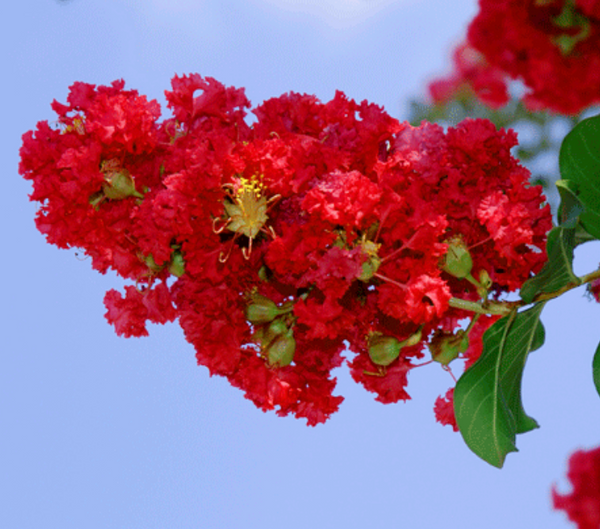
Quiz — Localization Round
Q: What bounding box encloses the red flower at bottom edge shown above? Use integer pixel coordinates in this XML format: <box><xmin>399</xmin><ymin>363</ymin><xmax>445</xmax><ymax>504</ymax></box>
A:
<box><xmin>553</xmin><ymin>446</ymin><xmax>600</xmax><ymax>529</ymax></box>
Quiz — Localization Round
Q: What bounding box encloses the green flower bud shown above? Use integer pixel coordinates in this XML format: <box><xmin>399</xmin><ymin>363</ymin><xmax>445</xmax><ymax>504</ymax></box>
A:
<box><xmin>252</xmin><ymin>325</ymin><xmax>266</xmax><ymax>346</ymax></box>
<box><xmin>358</xmin><ymin>240</ymin><xmax>381</xmax><ymax>282</ymax></box>
<box><xmin>144</xmin><ymin>253</ymin><xmax>163</xmax><ymax>273</ymax></box>
<box><xmin>258</xmin><ymin>265</ymin><xmax>270</xmax><ymax>282</ymax></box>
<box><xmin>266</xmin><ymin>318</ymin><xmax>288</xmax><ymax>338</ymax></box>
<box><xmin>358</xmin><ymin>256</ymin><xmax>381</xmax><ymax>282</ymax></box>
<box><xmin>102</xmin><ymin>169</ymin><xmax>144</xmax><ymax>200</ymax></box>
<box><xmin>368</xmin><ymin>334</ymin><xmax>402</xmax><ymax>366</ymax></box>
<box><xmin>478</xmin><ymin>269</ymin><xmax>492</xmax><ymax>289</ymax></box>
<box><xmin>442</xmin><ymin>236</ymin><xmax>473</xmax><ymax>279</ymax></box>
<box><xmin>429</xmin><ymin>329</ymin><xmax>469</xmax><ymax>366</ymax></box>
<box><xmin>168</xmin><ymin>250</ymin><xmax>185</xmax><ymax>277</ymax></box>
<box><xmin>475</xmin><ymin>269</ymin><xmax>492</xmax><ymax>298</ymax></box>
<box><xmin>252</xmin><ymin>318</ymin><xmax>289</xmax><ymax>349</ymax></box>
<box><xmin>266</xmin><ymin>329</ymin><xmax>296</xmax><ymax>368</ymax></box>
<box><xmin>246</xmin><ymin>295</ymin><xmax>280</xmax><ymax>324</ymax></box>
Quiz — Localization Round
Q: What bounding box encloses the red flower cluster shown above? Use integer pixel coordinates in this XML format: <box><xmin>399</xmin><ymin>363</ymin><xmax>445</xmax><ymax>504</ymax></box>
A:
<box><xmin>464</xmin><ymin>0</ymin><xmax>600</xmax><ymax>114</ymax></box>
<box><xmin>20</xmin><ymin>75</ymin><xmax>552</xmax><ymax>426</ymax></box>
<box><xmin>553</xmin><ymin>446</ymin><xmax>600</xmax><ymax>529</ymax></box>
<box><xmin>428</xmin><ymin>42</ymin><xmax>510</xmax><ymax>109</ymax></box>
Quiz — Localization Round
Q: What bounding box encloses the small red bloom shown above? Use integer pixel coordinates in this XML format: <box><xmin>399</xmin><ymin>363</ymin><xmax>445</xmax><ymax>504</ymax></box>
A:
<box><xmin>428</xmin><ymin>42</ymin><xmax>510</xmax><ymax>108</ymax></box>
<box><xmin>434</xmin><ymin>388</ymin><xmax>458</xmax><ymax>431</ymax></box>
<box><xmin>104</xmin><ymin>282</ymin><xmax>176</xmax><ymax>338</ymax></box>
<box><xmin>553</xmin><ymin>446</ymin><xmax>600</xmax><ymax>529</ymax></box>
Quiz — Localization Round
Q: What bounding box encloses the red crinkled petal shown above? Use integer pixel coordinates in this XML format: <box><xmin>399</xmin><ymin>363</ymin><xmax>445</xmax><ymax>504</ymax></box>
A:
<box><xmin>434</xmin><ymin>388</ymin><xmax>458</xmax><ymax>431</ymax></box>
<box><xmin>553</xmin><ymin>446</ymin><xmax>600</xmax><ymax>529</ymax></box>
<box><xmin>302</xmin><ymin>170</ymin><xmax>382</xmax><ymax>229</ymax></box>
<box><xmin>350</xmin><ymin>353</ymin><xmax>413</xmax><ymax>404</ymax></box>
<box><xmin>104</xmin><ymin>287</ymin><xmax>150</xmax><ymax>338</ymax></box>
<box><xmin>103</xmin><ymin>283</ymin><xmax>177</xmax><ymax>338</ymax></box>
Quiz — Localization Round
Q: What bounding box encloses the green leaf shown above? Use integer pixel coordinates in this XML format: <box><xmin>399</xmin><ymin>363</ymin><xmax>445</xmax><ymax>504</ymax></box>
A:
<box><xmin>520</xmin><ymin>227</ymin><xmax>580</xmax><ymax>304</ymax></box>
<box><xmin>593</xmin><ymin>341</ymin><xmax>600</xmax><ymax>399</ymax></box>
<box><xmin>557</xmin><ymin>179</ymin><xmax>597</xmax><ymax>246</ymax></box>
<box><xmin>574</xmin><ymin>219</ymin><xmax>598</xmax><ymax>246</ymax></box>
<box><xmin>454</xmin><ymin>303</ymin><xmax>546</xmax><ymax>468</ymax></box>
<box><xmin>559</xmin><ymin>114</ymin><xmax>600</xmax><ymax>240</ymax></box>
<box><xmin>556</xmin><ymin>179</ymin><xmax>584</xmax><ymax>228</ymax></box>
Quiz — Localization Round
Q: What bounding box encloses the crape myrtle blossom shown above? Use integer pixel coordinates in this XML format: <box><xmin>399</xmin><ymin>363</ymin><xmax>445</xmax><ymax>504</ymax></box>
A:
<box><xmin>553</xmin><ymin>446</ymin><xmax>600</xmax><ymax>529</ymax></box>
<box><xmin>20</xmin><ymin>74</ymin><xmax>552</xmax><ymax>426</ymax></box>
<box><xmin>428</xmin><ymin>41</ymin><xmax>510</xmax><ymax>109</ymax></box>
<box><xmin>465</xmin><ymin>0</ymin><xmax>600</xmax><ymax>114</ymax></box>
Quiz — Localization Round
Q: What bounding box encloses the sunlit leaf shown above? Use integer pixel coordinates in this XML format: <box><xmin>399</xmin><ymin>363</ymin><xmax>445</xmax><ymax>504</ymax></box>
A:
<box><xmin>454</xmin><ymin>303</ymin><xmax>546</xmax><ymax>468</ymax></box>
<box><xmin>556</xmin><ymin>179</ymin><xmax>584</xmax><ymax>228</ymax></box>
<box><xmin>520</xmin><ymin>227</ymin><xmax>580</xmax><ymax>304</ymax></box>
<box><xmin>559</xmin><ymin>114</ymin><xmax>600</xmax><ymax>239</ymax></box>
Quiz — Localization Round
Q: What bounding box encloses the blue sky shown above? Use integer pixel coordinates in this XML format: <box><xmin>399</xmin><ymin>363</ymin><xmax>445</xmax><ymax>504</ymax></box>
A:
<box><xmin>3</xmin><ymin>1</ymin><xmax>600</xmax><ymax>528</ymax></box>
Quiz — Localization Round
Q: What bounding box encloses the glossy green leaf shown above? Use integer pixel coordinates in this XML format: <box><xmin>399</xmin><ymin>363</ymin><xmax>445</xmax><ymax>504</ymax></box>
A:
<box><xmin>520</xmin><ymin>227</ymin><xmax>580</xmax><ymax>304</ymax></box>
<box><xmin>556</xmin><ymin>179</ymin><xmax>584</xmax><ymax>228</ymax></box>
<box><xmin>559</xmin><ymin>114</ymin><xmax>600</xmax><ymax>240</ymax></box>
<box><xmin>593</xmin><ymin>341</ymin><xmax>600</xmax><ymax>399</ymax></box>
<box><xmin>454</xmin><ymin>303</ymin><xmax>546</xmax><ymax>468</ymax></box>
<box><xmin>574</xmin><ymin>220</ymin><xmax>598</xmax><ymax>246</ymax></box>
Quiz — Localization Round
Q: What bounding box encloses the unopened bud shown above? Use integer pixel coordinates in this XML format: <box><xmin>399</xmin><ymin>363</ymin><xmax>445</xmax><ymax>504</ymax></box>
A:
<box><xmin>168</xmin><ymin>251</ymin><xmax>185</xmax><ymax>277</ymax></box>
<box><xmin>478</xmin><ymin>269</ymin><xmax>492</xmax><ymax>290</ymax></box>
<box><xmin>475</xmin><ymin>268</ymin><xmax>492</xmax><ymax>298</ymax></box>
<box><xmin>368</xmin><ymin>334</ymin><xmax>402</xmax><ymax>366</ymax></box>
<box><xmin>358</xmin><ymin>256</ymin><xmax>381</xmax><ymax>282</ymax></box>
<box><xmin>266</xmin><ymin>329</ymin><xmax>296</xmax><ymax>367</ymax></box>
<box><xmin>144</xmin><ymin>253</ymin><xmax>163</xmax><ymax>273</ymax></box>
<box><xmin>246</xmin><ymin>294</ymin><xmax>280</xmax><ymax>324</ymax></box>
<box><xmin>102</xmin><ymin>168</ymin><xmax>144</xmax><ymax>200</ymax></box>
<box><xmin>429</xmin><ymin>329</ymin><xmax>469</xmax><ymax>366</ymax></box>
<box><xmin>442</xmin><ymin>237</ymin><xmax>473</xmax><ymax>279</ymax></box>
<box><xmin>258</xmin><ymin>265</ymin><xmax>270</xmax><ymax>282</ymax></box>
<box><xmin>358</xmin><ymin>240</ymin><xmax>381</xmax><ymax>281</ymax></box>
<box><xmin>267</xmin><ymin>318</ymin><xmax>287</xmax><ymax>336</ymax></box>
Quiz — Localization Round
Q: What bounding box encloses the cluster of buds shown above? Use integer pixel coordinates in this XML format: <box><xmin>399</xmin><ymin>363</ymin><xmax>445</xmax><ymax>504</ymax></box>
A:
<box><xmin>20</xmin><ymin>75</ymin><xmax>552</xmax><ymax>426</ymax></box>
<box><xmin>246</xmin><ymin>293</ymin><xmax>296</xmax><ymax>368</ymax></box>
